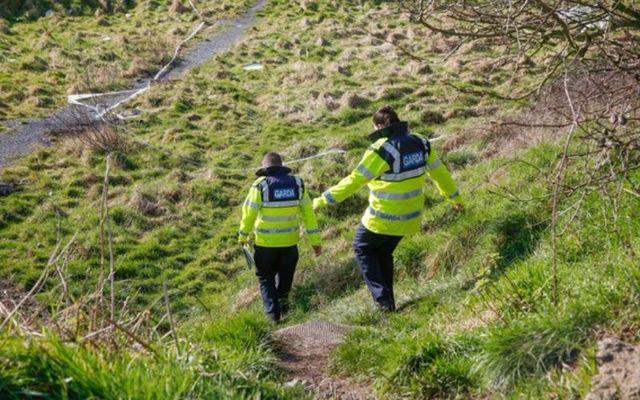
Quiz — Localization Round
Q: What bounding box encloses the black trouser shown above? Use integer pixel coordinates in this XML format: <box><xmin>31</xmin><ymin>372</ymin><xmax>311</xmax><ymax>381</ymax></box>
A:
<box><xmin>254</xmin><ymin>245</ymin><xmax>299</xmax><ymax>321</ymax></box>
<box><xmin>353</xmin><ymin>224</ymin><xmax>403</xmax><ymax>310</ymax></box>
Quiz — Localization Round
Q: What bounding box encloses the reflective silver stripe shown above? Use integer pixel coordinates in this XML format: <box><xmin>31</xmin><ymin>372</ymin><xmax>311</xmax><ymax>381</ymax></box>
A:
<box><xmin>380</xmin><ymin>167</ymin><xmax>426</xmax><ymax>182</ymax></box>
<box><xmin>357</xmin><ymin>164</ymin><xmax>375</xmax><ymax>181</ymax></box>
<box><xmin>238</xmin><ymin>231</ymin><xmax>249</xmax><ymax>236</ymax></box>
<box><xmin>368</xmin><ymin>207</ymin><xmax>422</xmax><ymax>221</ymax></box>
<box><xmin>259</xmin><ymin>180</ymin><xmax>270</xmax><ymax>202</ymax></box>
<box><xmin>244</xmin><ymin>200</ymin><xmax>261</xmax><ymax>210</ymax></box>
<box><xmin>426</xmin><ymin>159</ymin><xmax>442</xmax><ymax>171</ymax></box>
<box><xmin>323</xmin><ymin>191</ymin><xmax>336</xmax><ymax>204</ymax></box>
<box><xmin>382</xmin><ymin>142</ymin><xmax>401</xmax><ymax>172</ymax></box>
<box><xmin>256</xmin><ymin>227</ymin><xmax>299</xmax><ymax>234</ymax></box>
<box><xmin>372</xmin><ymin>188</ymin><xmax>423</xmax><ymax>200</ymax></box>
<box><xmin>260</xmin><ymin>215</ymin><xmax>297</xmax><ymax>222</ymax></box>
<box><xmin>263</xmin><ymin>200</ymin><xmax>300</xmax><ymax>208</ymax></box>
<box><xmin>294</xmin><ymin>177</ymin><xmax>304</xmax><ymax>199</ymax></box>
<box><xmin>449</xmin><ymin>190</ymin><xmax>461</xmax><ymax>199</ymax></box>
<box><xmin>306</xmin><ymin>229</ymin><xmax>320</xmax><ymax>235</ymax></box>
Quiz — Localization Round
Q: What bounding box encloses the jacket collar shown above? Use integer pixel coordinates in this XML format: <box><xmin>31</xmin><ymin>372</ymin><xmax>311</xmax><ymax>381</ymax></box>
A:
<box><xmin>255</xmin><ymin>165</ymin><xmax>292</xmax><ymax>177</ymax></box>
<box><xmin>367</xmin><ymin>121</ymin><xmax>409</xmax><ymax>142</ymax></box>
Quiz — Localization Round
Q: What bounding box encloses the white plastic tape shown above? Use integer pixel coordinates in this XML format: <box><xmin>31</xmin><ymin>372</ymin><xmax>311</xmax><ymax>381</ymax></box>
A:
<box><xmin>67</xmin><ymin>2</ymin><xmax>207</xmax><ymax>120</ymax></box>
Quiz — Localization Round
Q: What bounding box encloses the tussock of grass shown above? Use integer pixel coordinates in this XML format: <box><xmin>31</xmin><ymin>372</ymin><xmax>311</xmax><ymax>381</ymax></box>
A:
<box><xmin>385</xmin><ymin>334</ymin><xmax>479</xmax><ymax>399</ymax></box>
<box><xmin>474</xmin><ymin>307</ymin><xmax>606</xmax><ymax>389</ymax></box>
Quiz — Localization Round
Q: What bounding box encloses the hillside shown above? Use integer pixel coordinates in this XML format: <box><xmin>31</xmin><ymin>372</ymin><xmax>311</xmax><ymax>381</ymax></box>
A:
<box><xmin>0</xmin><ymin>0</ymin><xmax>252</xmax><ymax>129</ymax></box>
<box><xmin>1</xmin><ymin>0</ymin><xmax>639</xmax><ymax>399</ymax></box>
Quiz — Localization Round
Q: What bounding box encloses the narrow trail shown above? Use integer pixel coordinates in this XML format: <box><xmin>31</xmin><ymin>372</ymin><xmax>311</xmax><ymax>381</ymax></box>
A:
<box><xmin>0</xmin><ymin>0</ymin><xmax>267</xmax><ymax>169</ymax></box>
<box><xmin>273</xmin><ymin>321</ymin><xmax>375</xmax><ymax>400</ymax></box>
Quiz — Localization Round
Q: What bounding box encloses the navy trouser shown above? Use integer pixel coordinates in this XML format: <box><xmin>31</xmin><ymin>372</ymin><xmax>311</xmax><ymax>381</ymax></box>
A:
<box><xmin>353</xmin><ymin>224</ymin><xmax>403</xmax><ymax>310</ymax></box>
<box><xmin>254</xmin><ymin>245</ymin><xmax>299</xmax><ymax>321</ymax></box>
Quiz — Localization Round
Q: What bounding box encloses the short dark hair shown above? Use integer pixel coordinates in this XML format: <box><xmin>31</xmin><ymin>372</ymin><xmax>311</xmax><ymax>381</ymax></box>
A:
<box><xmin>262</xmin><ymin>152</ymin><xmax>283</xmax><ymax>167</ymax></box>
<box><xmin>373</xmin><ymin>105</ymin><xmax>400</xmax><ymax>128</ymax></box>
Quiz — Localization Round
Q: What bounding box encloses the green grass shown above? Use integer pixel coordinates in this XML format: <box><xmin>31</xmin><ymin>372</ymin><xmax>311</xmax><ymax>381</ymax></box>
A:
<box><xmin>0</xmin><ymin>0</ymin><xmax>252</xmax><ymax>122</ymax></box>
<box><xmin>0</xmin><ymin>325</ymin><xmax>308</xmax><ymax>400</ymax></box>
<box><xmin>1</xmin><ymin>0</ymin><xmax>639</xmax><ymax>398</ymax></box>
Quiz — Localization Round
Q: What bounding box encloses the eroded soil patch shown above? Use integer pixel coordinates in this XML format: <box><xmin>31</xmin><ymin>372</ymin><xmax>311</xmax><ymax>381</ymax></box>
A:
<box><xmin>587</xmin><ymin>337</ymin><xmax>640</xmax><ymax>400</ymax></box>
<box><xmin>274</xmin><ymin>321</ymin><xmax>374</xmax><ymax>400</ymax></box>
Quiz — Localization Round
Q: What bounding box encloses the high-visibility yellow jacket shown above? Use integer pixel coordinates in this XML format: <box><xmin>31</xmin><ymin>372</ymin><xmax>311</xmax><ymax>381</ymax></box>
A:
<box><xmin>313</xmin><ymin>122</ymin><xmax>462</xmax><ymax>236</ymax></box>
<box><xmin>239</xmin><ymin>168</ymin><xmax>321</xmax><ymax>247</ymax></box>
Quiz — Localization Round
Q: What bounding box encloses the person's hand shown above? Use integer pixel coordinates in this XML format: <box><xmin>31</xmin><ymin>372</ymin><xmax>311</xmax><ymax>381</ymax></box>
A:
<box><xmin>312</xmin><ymin>197</ymin><xmax>324</xmax><ymax>210</ymax></box>
<box><xmin>453</xmin><ymin>203</ymin><xmax>464</xmax><ymax>212</ymax></box>
<box><xmin>313</xmin><ymin>245</ymin><xmax>322</xmax><ymax>257</ymax></box>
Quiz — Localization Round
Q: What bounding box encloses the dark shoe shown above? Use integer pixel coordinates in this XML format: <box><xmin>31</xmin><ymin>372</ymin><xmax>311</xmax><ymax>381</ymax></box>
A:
<box><xmin>278</xmin><ymin>298</ymin><xmax>289</xmax><ymax>314</ymax></box>
<box><xmin>377</xmin><ymin>300</ymin><xmax>396</xmax><ymax>312</ymax></box>
<box><xmin>267</xmin><ymin>313</ymin><xmax>281</xmax><ymax>323</ymax></box>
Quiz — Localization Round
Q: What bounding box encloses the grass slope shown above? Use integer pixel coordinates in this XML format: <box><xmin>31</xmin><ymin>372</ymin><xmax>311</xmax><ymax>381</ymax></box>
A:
<box><xmin>1</xmin><ymin>0</ymin><xmax>639</xmax><ymax>398</ymax></box>
<box><xmin>0</xmin><ymin>0</ymin><xmax>252</xmax><ymax>128</ymax></box>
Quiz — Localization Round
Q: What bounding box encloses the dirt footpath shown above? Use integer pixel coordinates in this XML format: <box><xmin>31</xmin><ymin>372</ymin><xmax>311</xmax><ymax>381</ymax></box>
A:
<box><xmin>587</xmin><ymin>337</ymin><xmax>640</xmax><ymax>400</ymax></box>
<box><xmin>273</xmin><ymin>321</ymin><xmax>374</xmax><ymax>400</ymax></box>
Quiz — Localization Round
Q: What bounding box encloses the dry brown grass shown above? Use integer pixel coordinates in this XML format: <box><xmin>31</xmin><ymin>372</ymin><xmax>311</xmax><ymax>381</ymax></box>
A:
<box><xmin>444</xmin><ymin>67</ymin><xmax>640</xmax><ymax>158</ymax></box>
<box><xmin>439</xmin><ymin>308</ymin><xmax>499</xmax><ymax>335</ymax></box>
<box><xmin>340</xmin><ymin>91</ymin><xmax>370</xmax><ymax>109</ymax></box>
<box><xmin>282</xmin><ymin>62</ymin><xmax>325</xmax><ymax>87</ymax></box>
<box><xmin>128</xmin><ymin>188</ymin><xmax>164</xmax><ymax>217</ymax></box>
<box><xmin>232</xmin><ymin>287</ymin><xmax>261</xmax><ymax>311</ymax></box>
<box><xmin>63</xmin><ymin>123</ymin><xmax>128</xmax><ymax>154</ymax></box>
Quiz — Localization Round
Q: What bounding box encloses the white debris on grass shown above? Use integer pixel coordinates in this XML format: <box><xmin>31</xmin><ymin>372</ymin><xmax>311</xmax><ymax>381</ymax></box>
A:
<box><xmin>556</xmin><ymin>5</ymin><xmax>609</xmax><ymax>31</ymax></box>
<box><xmin>243</xmin><ymin>62</ymin><xmax>264</xmax><ymax>71</ymax></box>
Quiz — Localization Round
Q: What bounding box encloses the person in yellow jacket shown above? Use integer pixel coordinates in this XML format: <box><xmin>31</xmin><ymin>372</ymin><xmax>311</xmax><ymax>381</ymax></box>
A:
<box><xmin>313</xmin><ymin>105</ymin><xmax>463</xmax><ymax>312</ymax></box>
<box><xmin>239</xmin><ymin>152</ymin><xmax>322</xmax><ymax>322</ymax></box>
